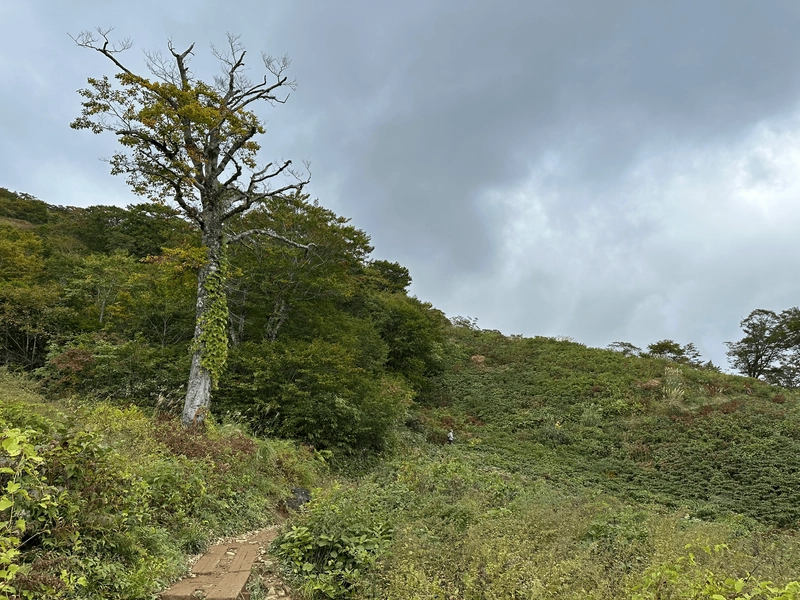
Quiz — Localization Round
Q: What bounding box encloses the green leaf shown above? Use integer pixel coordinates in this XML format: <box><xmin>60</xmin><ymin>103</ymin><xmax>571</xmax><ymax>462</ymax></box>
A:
<box><xmin>1</xmin><ymin>438</ymin><xmax>20</xmax><ymax>457</ymax></box>
<box><xmin>0</xmin><ymin>498</ymin><xmax>12</xmax><ymax>511</ymax></box>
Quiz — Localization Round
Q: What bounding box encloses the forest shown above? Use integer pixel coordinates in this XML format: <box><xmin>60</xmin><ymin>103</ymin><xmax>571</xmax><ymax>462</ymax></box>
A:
<box><xmin>0</xmin><ymin>186</ymin><xmax>446</xmax><ymax>454</ymax></box>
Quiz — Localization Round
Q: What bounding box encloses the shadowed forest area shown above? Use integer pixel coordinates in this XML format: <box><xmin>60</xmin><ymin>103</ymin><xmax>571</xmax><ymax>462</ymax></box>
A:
<box><xmin>3</xmin><ymin>187</ymin><xmax>800</xmax><ymax>599</ymax></box>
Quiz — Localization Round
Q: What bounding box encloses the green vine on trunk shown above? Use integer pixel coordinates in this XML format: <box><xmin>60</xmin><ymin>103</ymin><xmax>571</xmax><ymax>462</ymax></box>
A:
<box><xmin>196</xmin><ymin>248</ymin><xmax>229</xmax><ymax>388</ymax></box>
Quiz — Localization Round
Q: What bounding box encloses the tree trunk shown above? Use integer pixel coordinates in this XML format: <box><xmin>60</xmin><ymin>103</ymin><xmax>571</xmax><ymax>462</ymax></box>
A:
<box><xmin>182</xmin><ymin>227</ymin><xmax>224</xmax><ymax>427</ymax></box>
<box><xmin>183</xmin><ymin>348</ymin><xmax>213</xmax><ymax>426</ymax></box>
<box><xmin>265</xmin><ymin>297</ymin><xmax>288</xmax><ymax>342</ymax></box>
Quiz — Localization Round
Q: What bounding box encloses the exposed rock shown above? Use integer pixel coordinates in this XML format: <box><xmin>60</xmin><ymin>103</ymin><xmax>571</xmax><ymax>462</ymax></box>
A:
<box><xmin>286</xmin><ymin>487</ymin><xmax>311</xmax><ymax>511</ymax></box>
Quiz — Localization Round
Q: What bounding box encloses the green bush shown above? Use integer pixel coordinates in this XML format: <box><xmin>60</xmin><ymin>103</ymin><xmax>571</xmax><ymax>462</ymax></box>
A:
<box><xmin>273</xmin><ymin>482</ymin><xmax>397</xmax><ymax>599</ymax></box>
<box><xmin>40</xmin><ymin>335</ymin><xmax>190</xmax><ymax>405</ymax></box>
<box><xmin>220</xmin><ymin>340</ymin><xmax>412</xmax><ymax>453</ymax></box>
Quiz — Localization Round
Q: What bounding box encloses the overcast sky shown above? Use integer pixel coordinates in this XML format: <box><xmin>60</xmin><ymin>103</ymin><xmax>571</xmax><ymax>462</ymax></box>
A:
<box><xmin>3</xmin><ymin>1</ymin><xmax>800</xmax><ymax>368</ymax></box>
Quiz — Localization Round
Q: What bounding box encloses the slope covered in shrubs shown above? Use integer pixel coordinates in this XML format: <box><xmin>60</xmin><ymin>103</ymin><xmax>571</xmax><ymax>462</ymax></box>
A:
<box><xmin>0</xmin><ymin>370</ymin><xmax>323</xmax><ymax>600</ymax></box>
<box><xmin>5</xmin><ymin>187</ymin><xmax>800</xmax><ymax>598</ymax></box>
<box><xmin>275</xmin><ymin>327</ymin><xmax>800</xmax><ymax>599</ymax></box>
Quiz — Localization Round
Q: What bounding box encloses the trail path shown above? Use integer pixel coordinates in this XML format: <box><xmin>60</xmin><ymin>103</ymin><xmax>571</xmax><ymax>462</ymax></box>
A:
<box><xmin>160</xmin><ymin>526</ymin><xmax>295</xmax><ymax>600</ymax></box>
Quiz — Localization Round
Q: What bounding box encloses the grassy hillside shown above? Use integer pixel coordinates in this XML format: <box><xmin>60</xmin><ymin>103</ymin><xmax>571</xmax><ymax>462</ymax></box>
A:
<box><xmin>275</xmin><ymin>328</ymin><xmax>800</xmax><ymax>599</ymax></box>
<box><xmin>430</xmin><ymin>329</ymin><xmax>800</xmax><ymax>526</ymax></box>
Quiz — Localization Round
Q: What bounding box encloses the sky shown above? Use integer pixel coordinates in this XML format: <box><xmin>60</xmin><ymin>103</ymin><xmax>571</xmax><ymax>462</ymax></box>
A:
<box><xmin>3</xmin><ymin>1</ymin><xmax>800</xmax><ymax>368</ymax></box>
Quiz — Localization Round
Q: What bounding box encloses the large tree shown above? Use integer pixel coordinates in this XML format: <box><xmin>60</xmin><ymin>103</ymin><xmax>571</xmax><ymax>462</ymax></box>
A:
<box><xmin>725</xmin><ymin>309</ymin><xmax>785</xmax><ymax>379</ymax></box>
<box><xmin>71</xmin><ymin>29</ymin><xmax>310</xmax><ymax>425</ymax></box>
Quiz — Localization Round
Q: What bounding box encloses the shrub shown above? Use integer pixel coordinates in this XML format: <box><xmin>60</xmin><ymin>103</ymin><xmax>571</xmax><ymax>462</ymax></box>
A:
<box><xmin>273</xmin><ymin>483</ymin><xmax>395</xmax><ymax>599</ymax></box>
<box><xmin>220</xmin><ymin>341</ymin><xmax>412</xmax><ymax>453</ymax></box>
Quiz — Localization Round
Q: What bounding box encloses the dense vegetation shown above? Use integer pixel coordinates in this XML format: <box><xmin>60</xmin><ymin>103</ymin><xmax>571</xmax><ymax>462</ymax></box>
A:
<box><xmin>0</xmin><ymin>370</ymin><xmax>322</xmax><ymax>599</ymax></box>
<box><xmin>0</xmin><ymin>187</ymin><xmax>445</xmax><ymax>454</ymax></box>
<box><xmin>276</xmin><ymin>328</ymin><xmax>800</xmax><ymax>599</ymax></box>
<box><xmin>0</xmin><ymin>187</ymin><xmax>443</xmax><ymax>598</ymax></box>
<box><xmin>3</xmin><ymin>186</ymin><xmax>800</xmax><ymax>599</ymax></box>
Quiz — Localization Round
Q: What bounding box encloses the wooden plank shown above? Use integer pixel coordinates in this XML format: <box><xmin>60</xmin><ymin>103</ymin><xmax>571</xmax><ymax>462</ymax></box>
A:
<box><xmin>160</xmin><ymin>574</ymin><xmax>218</xmax><ymax>600</ymax></box>
<box><xmin>161</xmin><ymin>538</ymin><xmax>263</xmax><ymax>599</ymax></box>
<box><xmin>205</xmin><ymin>570</ymin><xmax>252</xmax><ymax>600</ymax></box>
<box><xmin>229</xmin><ymin>544</ymin><xmax>260</xmax><ymax>573</ymax></box>
<box><xmin>193</xmin><ymin>544</ymin><xmax>235</xmax><ymax>575</ymax></box>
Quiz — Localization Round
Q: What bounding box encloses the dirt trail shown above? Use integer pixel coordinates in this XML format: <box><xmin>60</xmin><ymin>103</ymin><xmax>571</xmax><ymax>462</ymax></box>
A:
<box><xmin>160</xmin><ymin>526</ymin><xmax>295</xmax><ymax>600</ymax></box>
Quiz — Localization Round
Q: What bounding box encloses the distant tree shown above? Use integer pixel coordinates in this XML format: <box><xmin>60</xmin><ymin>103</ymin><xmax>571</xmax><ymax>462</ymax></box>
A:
<box><xmin>0</xmin><ymin>225</ymin><xmax>45</xmax><ymax>281</ymax></box>
<box><xmin>765</xmin><ymin>359</ymin><xmax>800</xmax><ymax>389</ymax></box>
<box><xmin>646</xmin><ymin>340</ymin><xmax>686</xmax><ymax>362</ymax></box>
<box><xmin>645</xmin><ymin>339</ymin><xmax>704</xmax><ymax>366</ymax></box>
<box><xmin>764</xmin><ymin>308</ymin><xmax>800</xmax><ymax>388</ymax></box>
<box><xmin>0</xmin><ymin>188</ymin><xmax>51</xmax><ymax>224</ymax></box>
<box><xmin>607</xmin><ymin>341</ymin><xmax>641</xmax><ymax>357</ymax></box>
<box><xmin>450</xmin><ymin>316</ymin><xmax>480</xmax><ymax>331</ymax></box>
<box><xmin>134</xmin><ymin>248</ymin><xmax>199</xmax><ymax>346</ymax></box>
<box><xmin>226</xmin><ymin>193</ymin><xmax>373</xmax><ymax>344</ymax></box>
<box><xmin>71</xmin><ymin>29</ymin><xmax>310</xmax><ymax>426</ymax></box>
<box><xmin>0</xmin><ymin>226</ymin><xmax>63</xmax><ymax>367</ymax></box>
<box><xmin>67</xmin><ymin>203</ymin><xmax>195</xmax><ymax>257</ymax></box>
<box><xmin>682</xmin><ymin>342</ymin><xmax>702</xmax><ymax>366</ymax></box>
<box><xmin>725</xmin><ymin>309</ymin><xmax>785</xmax><ymax>379</ymax></box>
<box><xmin>778</xmin><ymin>307</ymin><xmax>800</xmax><ymax>349</ymax></box>
<box><xmin>66</xmin><ymin>251</ymin><xmax>140</xmax><ymax>326</ymax></box>
<box><xmin>374</xmin><ymin>294</ymin><xmax>446</xmax><ymax>392</ymax></box>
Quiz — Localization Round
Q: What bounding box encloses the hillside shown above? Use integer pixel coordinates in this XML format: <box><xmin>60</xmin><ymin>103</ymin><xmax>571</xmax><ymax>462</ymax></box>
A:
<box><xmin>432</xmin><ymin>329</ymin><xmax>800</xmax><ymax>526</ymax></box>
<box><xmin>277</xmin><ymin>328</ymin><xmax>800</xmax><ymax>599</ymax></box>
<box><xmin>3</xmin><ymin>186</ymin><xmax>800</xmax><ymax>599</ymax></box>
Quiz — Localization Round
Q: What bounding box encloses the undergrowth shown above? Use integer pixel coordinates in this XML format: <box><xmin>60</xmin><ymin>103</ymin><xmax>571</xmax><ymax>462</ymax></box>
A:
<box><xmin>0</xmin><ymin>369</ymin><xmax>323</xmax><ymax>600</ymax></box>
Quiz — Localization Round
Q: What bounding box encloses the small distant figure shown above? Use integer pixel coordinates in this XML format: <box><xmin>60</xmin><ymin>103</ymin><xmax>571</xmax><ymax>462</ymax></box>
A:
<box><xmin>447</xmin><ymin>429</ymin><xmax>454</xmax><ymax>445</ymax></box>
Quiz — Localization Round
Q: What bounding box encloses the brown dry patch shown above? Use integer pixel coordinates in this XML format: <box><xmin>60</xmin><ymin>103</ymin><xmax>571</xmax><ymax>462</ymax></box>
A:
<box><xmin>153</xmin><ymin>417</ymin><xmax>257</xmax><ymax>465</ymax></box>
<box><xmin>718</xmin><ymin>399</ymin><xmax>743</xmax><ymax>414</ymax></box>
<box><xmin>470</xmin><ymin>354</ymin><xmax>486</xmax><ymax>366</ymax></box>
<box><xmin>637</xmin><ymin>379</ymin><xmax>661</xmax><ymax>390</ymax></box>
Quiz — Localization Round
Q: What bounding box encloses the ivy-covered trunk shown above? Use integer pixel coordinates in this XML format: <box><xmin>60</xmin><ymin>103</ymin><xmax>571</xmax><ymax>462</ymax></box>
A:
<box><xmin>182</xmin><ymin>223</ymin><xmax>228</xmax><ymax>427</ymax></box>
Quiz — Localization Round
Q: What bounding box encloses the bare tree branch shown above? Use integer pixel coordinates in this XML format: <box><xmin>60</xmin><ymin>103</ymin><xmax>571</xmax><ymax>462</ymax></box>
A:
<box><xmin>222</xmin><ymin>179</ymin><xmax>310</xmax><ymax>222</ymax></box>
<box><xmin>215</xmin><ymin>127</ymin><xmax>260</xmax><ymax>176</ymax></box>
<box><xmin>227</xmin><ymin>228</ymin><xmax>314</xmax><ymax>251</ymax></box>
<box><xmin>69</xmin><ymin>27</ymin><xmax>134</xmax><ymax>74</ymax></box>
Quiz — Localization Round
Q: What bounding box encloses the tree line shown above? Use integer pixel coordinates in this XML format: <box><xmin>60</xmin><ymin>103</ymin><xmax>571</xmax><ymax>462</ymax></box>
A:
<box><xmin>0</xmin><ymin>187</ymin><xmax>447</xmax><ymax>453</ymax></box>
<box><xmin>607</xmin><ymin>310</ymin><xmax>800</xmax><ymax>388</ymax></box>
<box><xmin>1</xmin><ymin>30</ymin><xmax>456</xmax><ymax>458</ymax></box>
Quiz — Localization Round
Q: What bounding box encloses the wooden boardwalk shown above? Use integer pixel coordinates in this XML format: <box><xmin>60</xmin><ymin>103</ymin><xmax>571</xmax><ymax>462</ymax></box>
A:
<box><xmin>161</xmin><ymin>528</ymin><xmax>289</xmax><ymax>600</ymax></box>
